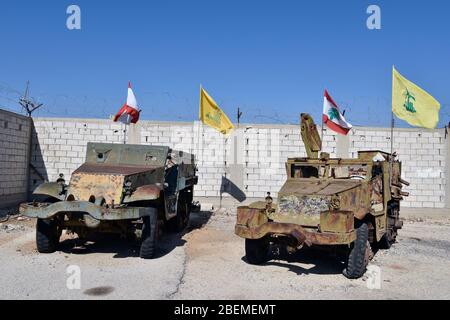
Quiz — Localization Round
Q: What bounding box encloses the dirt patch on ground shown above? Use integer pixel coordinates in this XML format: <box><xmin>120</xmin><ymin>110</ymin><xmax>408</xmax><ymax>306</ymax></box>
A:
<box><xmin>0</xmin><ymin>233</ymin><xmax>22</xmax><ymax>247</ymax></box>
<box><xmin>386</xmin><ymin>264</ymin><xmax>408</xmax><ymax>271</ymax></box>
<box><xmin>184</xmin><ymin>226</ymin><xmax>236</xmax><ymax>260</ymax></box>
<box><xmin>0</xmin><ymin>218</ymin><xmax>34</xmax><ymax>247</ymax></box>
<box><xmin>15</xmin><ymin>238</ymin><xmax>37</xmax><ymax>255</ymax></box>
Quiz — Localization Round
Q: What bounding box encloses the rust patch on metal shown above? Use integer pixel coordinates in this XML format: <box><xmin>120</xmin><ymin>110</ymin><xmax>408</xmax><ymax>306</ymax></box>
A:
<box><xmin>320</xmin><ymin>210</ymin><xmax>354</xmax><ymax>233</ymax></box>
<box><xmin>235</xmin><ymin>221</ymin><xmax>355</xmax><ymax>246</ymax></box>
<box><xmin>236</xmin><ymin>207</ymin><xmax>268</xmax><ymax>228</ymax></box>
<box><xmin>68</xmin><ymin>173</ymin><xmax>124</xmax><ymax>204</ymax></box>
<box><xmin>123</xmin><ymin>184</ymin><xmax>162</xmax><ymax>203</ymax></box>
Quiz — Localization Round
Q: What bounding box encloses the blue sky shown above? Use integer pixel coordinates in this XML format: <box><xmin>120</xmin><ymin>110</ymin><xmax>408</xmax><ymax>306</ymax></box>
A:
<box><xmin>0</xmin><ymin>0</ymin><xmax>449</xmax><ymax>127</ymax></box>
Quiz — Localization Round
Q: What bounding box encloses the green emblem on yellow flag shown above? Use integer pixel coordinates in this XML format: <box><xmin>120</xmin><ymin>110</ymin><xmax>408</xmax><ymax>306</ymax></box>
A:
<box><xmin>403</xmin><ymin>89</ymin><xmax>416</xmax><ymax>113</ymax></box>
<box><xmin>392</xmin><ymin>67</ymin><xmax>440</xmax><ymax>129</ymax></box>
<box><xmin>199</xmin><ymin>87</ymin><xmax>234</xmax><ymax>135</ymax></box>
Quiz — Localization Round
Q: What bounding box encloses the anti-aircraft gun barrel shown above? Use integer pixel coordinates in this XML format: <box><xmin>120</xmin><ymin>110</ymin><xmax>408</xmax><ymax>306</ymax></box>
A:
<box><xmin>300</xmin><ymin>113</ymin><xmax>322</xmax><ymax>159</ymax></box>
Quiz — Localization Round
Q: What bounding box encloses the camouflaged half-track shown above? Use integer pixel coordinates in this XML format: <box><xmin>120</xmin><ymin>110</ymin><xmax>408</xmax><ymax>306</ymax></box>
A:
<box><xmin>235</xmin><ymin>113</ymin><xmax>409</xmax><ymax>278</ymax></box>
<box><xmin>20</xmin><ymin>142</ymin><xmax>199</xmax><ymax>259</ymax></box>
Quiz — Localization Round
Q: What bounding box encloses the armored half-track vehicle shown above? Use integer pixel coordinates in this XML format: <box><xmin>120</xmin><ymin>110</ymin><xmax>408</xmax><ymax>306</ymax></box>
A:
<box><xmin>20</xmin><ymin>142</ymin><xmax>199</xmax><ymax>259</ymax></box>
<box><xmin>235</xmin><ymin>114</ymin><xmax>409</xmax><ymax>278</ymax></box>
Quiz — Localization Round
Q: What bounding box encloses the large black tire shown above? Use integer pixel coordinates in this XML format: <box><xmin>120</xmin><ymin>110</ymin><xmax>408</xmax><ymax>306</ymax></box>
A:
<box><xmin>166</xmin><ymin>193</ymin><xmax>190</xmax><ymax>233</ymax></box>
<box><xmin>140</xmin><ymin>214</ymin><xmax>158</xmax><ymax>259</ymax></box>
<box><xmin>245</xmin><ymin>237</ymin><xmax>270</xmax><ymax>265</ymax></box>
<box><xmin>36</xmin><ymin>218</ymin><xmax>59</xmax><ymax>253</ymax></box>
<box><xmin>343</xmin><ymin>222</ymin><xmax>370</xmax><ymax>279</ymax></box>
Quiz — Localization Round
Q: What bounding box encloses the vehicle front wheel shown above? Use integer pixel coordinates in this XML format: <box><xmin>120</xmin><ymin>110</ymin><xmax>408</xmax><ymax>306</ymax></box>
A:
<box><xmin>343</xmin><ymin>222</ymin><xmax>371</xmax><ymax>279</ymax></box>
<box><xmin>140</xmin><ymin>215</ymin><xmax>158</xmax><ymax>259</ymax></box>
<box><xmin>36</xmin><ymin>218</ymin><xmax>60</xmax><ymax>253</ymax></box>
<box><xmin>245</xmin><ymin>237</ymin><xmax>270</xmax><ymax>265</ymax></box>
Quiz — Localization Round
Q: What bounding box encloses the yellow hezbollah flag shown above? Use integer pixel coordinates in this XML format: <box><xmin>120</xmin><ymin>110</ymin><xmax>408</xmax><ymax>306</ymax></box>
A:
<box><xmin>199</xmin><ymin>87</ymin><xmax>234</xmax><ymax>135</ymax></box>
<box><xmin>392</xmin><ymin>67</ymin><xmax>440</xmax><ymax>129</ymax></box>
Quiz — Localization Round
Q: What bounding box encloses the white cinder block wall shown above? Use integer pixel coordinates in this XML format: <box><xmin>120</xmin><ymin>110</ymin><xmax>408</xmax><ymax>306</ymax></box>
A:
<box><xmin>24</xmin><ymin>117</ymin><xmax>449</xmax><ymax>209</ymax></box>
<box><xmin>349</xmin><ymin>128</ymin><xmax>448</xmax><ymax>209</ymax></box>
<box><xmin>0</xmin><ymin>109</ymin><xmax>31</xmax><ymax>206</ymax></box>
<box><xmin>29</xmin><ymin>118</ymin><xmax>124</xmax><ymax>189</ymax></box>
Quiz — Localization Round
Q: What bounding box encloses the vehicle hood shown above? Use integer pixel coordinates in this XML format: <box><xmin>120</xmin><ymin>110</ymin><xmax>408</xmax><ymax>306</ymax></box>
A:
<box><xmin>67</xmin><ymin>163</ymin><xmax>164</xmax><ymax>204</ymax></box>
<box><xmin>274</xmin><ymin>179</ymin><xmax>363</xmax><ymax>225</ymax></box>
<box><xmin>278</xmin><ymin>179</ymin><xmax>362</xmax><ymax>197</ymax></box>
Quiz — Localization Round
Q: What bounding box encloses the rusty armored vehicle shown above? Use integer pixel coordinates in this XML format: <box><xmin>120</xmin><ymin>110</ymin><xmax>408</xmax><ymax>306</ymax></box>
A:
<box><xmin>20</xmin><ymin>142</ymin><xmax>198</xmax><ymax>259</ymax></box>
<box><xmin>235</xmin><ymin>114</ymin><xmax>409</xmax><ymax>278</ymax></box>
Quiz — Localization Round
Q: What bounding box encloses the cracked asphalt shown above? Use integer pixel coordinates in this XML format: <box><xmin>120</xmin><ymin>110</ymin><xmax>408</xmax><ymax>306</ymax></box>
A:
<box><xmin>0</xmin><ymin>207</ymin><xmax>449</xmax><ymax>299</ymax></box>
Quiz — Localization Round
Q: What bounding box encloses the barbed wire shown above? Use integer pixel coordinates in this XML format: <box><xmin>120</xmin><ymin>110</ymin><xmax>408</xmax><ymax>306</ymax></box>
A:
<box><xmin>0</xmin><ymin>79</ymin><xmax>448</xmax><ymax>128</ymax></box>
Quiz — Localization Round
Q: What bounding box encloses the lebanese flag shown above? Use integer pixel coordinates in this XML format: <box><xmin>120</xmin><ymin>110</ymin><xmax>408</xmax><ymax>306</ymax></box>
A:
<box><xmin>113</xmin><ymin>82</ymin><xmax>141</xmax><ymax>124</ymax></box>
<box><xmin>322</xmin><ymin>90</ymin><xmax>352</xmax><ymax>135</ymax></box>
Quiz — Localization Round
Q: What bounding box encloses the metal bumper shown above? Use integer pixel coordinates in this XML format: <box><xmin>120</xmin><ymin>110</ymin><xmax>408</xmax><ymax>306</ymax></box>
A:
<box><xmin>235</xmin><ymin>222</ymin><xmax>356</xmax><ymax>246</ymax></box>
<box><xmin>20</xmin><ymin>201</ymin><xmax>155</xmax><ymax>221</ymax></box>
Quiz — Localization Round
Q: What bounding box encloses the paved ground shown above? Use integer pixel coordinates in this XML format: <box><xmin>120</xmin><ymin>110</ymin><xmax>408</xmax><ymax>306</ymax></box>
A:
<box><xmin>0</xmin><ymin>207</ymin><xmax>449</xmax><ymax>300</ymax></box>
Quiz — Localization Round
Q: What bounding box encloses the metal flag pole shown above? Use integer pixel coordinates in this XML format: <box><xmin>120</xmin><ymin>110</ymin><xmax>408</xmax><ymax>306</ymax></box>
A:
<box><xmin>220</xmin><ymin>134</ymin><xmax>225</xmax><ymax>209</ymax></box>
<box><xmin>321</xmin><ymin>91</ymin><xmax>325</xmax><ymax>146</ymax></box>
<box><xmin>389</xmin><ymin>66</ymin><xmax>395</xmax><ymax>185</ymax></box>
<box><xmin>321</xmin><ymin>114</ymin><xmax>325</xmax><ymax>147</ymax></box>
<box><xmin>390</xmin><ymin>112</ymin><xmax>394</xmax><ymax>155</ymax></box>
<box><xmin>389</xmin><ymin>111</ymin><xmax>395</xmax><ymax>186</ymax></box>
<box><xmin>123</xmin><ymin>123</ymin><xmax>128</xmax><ymax>144</ymax></box>
<box><xmin>198</xmin><ymin>84</ymin><xmax>203</xmax><ymax>166</ymax></box>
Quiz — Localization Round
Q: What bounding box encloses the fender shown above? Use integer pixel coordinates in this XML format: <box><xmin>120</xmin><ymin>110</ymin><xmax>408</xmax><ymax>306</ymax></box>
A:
<box><xmin>122</xmin><ymin>184</ymin><xmax>162</xmax><ymax>203</ymax></box>
<box><xmin>33</xmin><ymin>182</ymin><xmax>65</xmax><ymax>201</ymax></box>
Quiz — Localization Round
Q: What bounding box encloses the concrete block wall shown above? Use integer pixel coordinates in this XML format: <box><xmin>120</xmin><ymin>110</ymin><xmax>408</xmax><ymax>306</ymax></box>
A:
<box><xmin>139</xmin><ymin>122</ymin><xmax>338</xmax><ymax>199</ymax></box>
<box><xmin>140</xmin><ymin>121</ymin><xmax>229</xmax><ymax>198</ymax></box>
<box><xmin>0</xmin><ymin>109</ymin><xmax>31</xmax><ymax>207</ymax></box>
<box><xmin>349</xmin><ymin>128</ymin><xmax>448</xmax><ymax>208</ymax></box>
<box><xmin>21</xmin><ymin>116</ymin><xmax>450</xmax><ymax>209</ymax></box>
<box><xmin>239</xmin><ymin>125</ymin><xmax>336</xmax><ymax>198</ymax></box>
<box><xmin>29</xmin><ymin>118</ymin><xmax>124</xmax><ymax>191</ymax></box>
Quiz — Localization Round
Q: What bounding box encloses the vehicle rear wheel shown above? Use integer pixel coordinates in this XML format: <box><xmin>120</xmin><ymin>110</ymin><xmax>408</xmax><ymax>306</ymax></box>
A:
<box><xmin>36</xmin><ymin>218</ymin><xmax>60</xmax><ymax>253</ymax></box>
<box><xmin>378</xmin><ymin>202</ymin><xmax>400</xmax><ymax>249</ymax></box>
<box><xmin>245</xmin><ymin>237</ymin><xmax>270</xmax><ymax>265</ymax></box>
<box><xmin>343</xmin><ymin>222</ymin><xmax>370</xmax><ymax>279</ymax></box>
<box><xmin>140</xmin><ymin>215</ymin><xmax>158</xmax><ymax>259</ymax></box>
<box><xmin>166</xmin><ymin>193</ymin><xmax>190</xmax><ymax>233</ymax></box>
<box><xmin>379</xmin><ymin>229</ymin><xmax>395</xmax><ymax>249</ymax></box>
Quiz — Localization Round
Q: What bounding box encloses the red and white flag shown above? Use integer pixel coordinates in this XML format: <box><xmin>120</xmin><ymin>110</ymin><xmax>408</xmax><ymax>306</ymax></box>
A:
<box><xmin>322</xmin><ymin>90</ymin><xmax>352</xmax><ymax>135</ymax></box>
<box><xmin>113</xmin><ymin>82</ymin><xmax>141</xmax><ymax>124</ymax></box>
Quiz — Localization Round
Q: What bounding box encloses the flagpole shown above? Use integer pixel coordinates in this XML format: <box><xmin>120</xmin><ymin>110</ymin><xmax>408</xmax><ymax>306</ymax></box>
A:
<box><xmin>389</xmin><ymin>111</ymin><xmax>394</xmax><ymax>186</ymax></box>
<box><xmin>321</xmin><ymin>114</ymin><xmax>324</xmax><ymax>147</ymax></box>
<box><xmin>220</xmin><ymin>135</ymin><xmax>225</xmax><ymax>209</ymax></box>
<box><xmin>390</xmin><ymin>66</ymin><xmax>395</xmax><ymax>186</ymax></box>
<box><xmin>390</xmin><ymin>112</ymin><xmax>394</xmax><ymax>155</ymax></box>
<box><xmin>198</xmin><ymin>83</ymin><xmax>203</xmax><ymax>181</ymax></box>
<box><xmin>123</xmin><ymin>123</ymin><xmax>127</xmax><ymax>144</ymax></box>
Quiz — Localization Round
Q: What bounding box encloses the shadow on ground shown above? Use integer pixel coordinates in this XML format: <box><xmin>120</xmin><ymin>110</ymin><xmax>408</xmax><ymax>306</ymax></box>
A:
<box><xmin>242</xmin><ymin>246</ymin><xmax>347</xmax><ymax>276</ymax></box>
<box><xmin>58</xmin><ymin>211</ymin><xmax>212</xmax><ymax>259</ymax></box>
